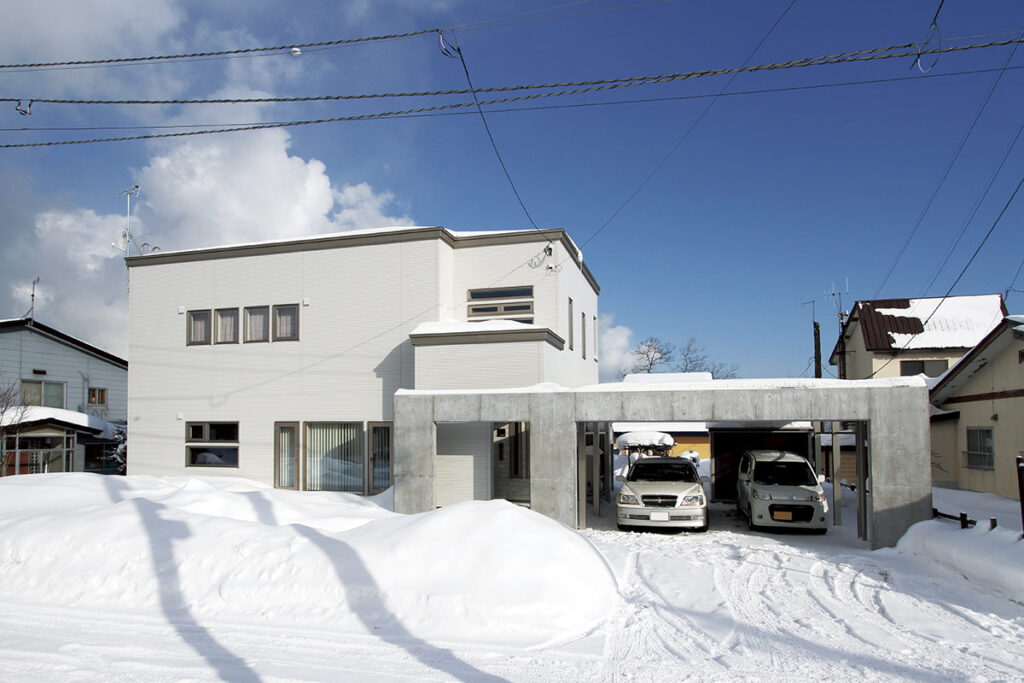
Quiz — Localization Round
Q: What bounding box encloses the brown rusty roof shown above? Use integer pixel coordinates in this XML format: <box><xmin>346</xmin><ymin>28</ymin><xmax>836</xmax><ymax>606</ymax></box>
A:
<box><xmin>857</xmin><ymin>299</ymin><xmax>924</xmax><ymax>351</ymax></box>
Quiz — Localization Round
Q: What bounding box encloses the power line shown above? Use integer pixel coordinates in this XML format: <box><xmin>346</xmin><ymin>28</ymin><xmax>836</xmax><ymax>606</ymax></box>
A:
<box><xmin>8</xmin><ymin>63</ymin><xmax>1020</xmax><ymax>135</ymax></box>
<box><xmin>922</xmin><ymin>109</ymin><xmax>1024</xmax><ymax>294</ymax></box>
<box><xmin>5</xmin><ymin>36</ymin><xmax>1021</xmax><ymax>108</ymax></box>
<box><xmin>5</xmin><ymin>38</ymin><xmax>1023</xmax><ymax>149</ymax></box>
<box><xmin>0</xmin><ymin>1</ymin><xmax>678</xmax><ymax>74</ymax></box>
<box><xmin>873</xmin><ymin>26</ymin><xmax>1024</xmax><ymax>297</ymax></box>
<box><xmin>868</xmin><ymin>170</ymin><xmax>1024</xmax><ymax>378</ymax></box>
<box><xmin>0</xmin><ymin>29</ymin><xmax>439</xmax><ymax>71</ymax></box>
<box><xmin>448</xmin><ymin>32</ymin><xmax>543</xmax><ymax>234</ymax></box>
<box><xmin>578</xmin><ymin>0</ymin><xmax>797</xmax><ymax>249</ymax></box>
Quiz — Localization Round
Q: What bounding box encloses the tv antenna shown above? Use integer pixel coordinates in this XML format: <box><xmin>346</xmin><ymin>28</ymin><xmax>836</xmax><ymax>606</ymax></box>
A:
<box><xmin>112</xmin><ymin>184</ymin><xmax>159</xmax><ymax>292</ymax></box>
<box><xmin>22</xmin><ymin>276</ymin><xmax>40</xmax><ymax>319</ymax></box>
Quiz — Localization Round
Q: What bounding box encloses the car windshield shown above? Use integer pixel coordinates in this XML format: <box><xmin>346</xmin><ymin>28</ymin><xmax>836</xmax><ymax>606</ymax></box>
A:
<box><xmin>627</xmin><ymin>461</ymin><xmax>699</xmax><ymax>483</ymax></box>
<box><xmin>753</xmin><ymin>460</ymin><xmax>817</xmax><ymax>486</ymax></box>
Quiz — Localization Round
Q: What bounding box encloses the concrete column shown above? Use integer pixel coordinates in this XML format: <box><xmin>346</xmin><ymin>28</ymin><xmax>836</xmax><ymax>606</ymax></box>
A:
<box><xmin>528</xmin><ymin>392</ymin><xmax>577</xmax><ymax>528</ymax></box>
<box><xmin>393</xmin><ymin>393</ymin><xmax>437</xmax><ymax>514</ymax></box>
<box><xmin>831</xmin><ymin>421</ymin><xmax>841</xmax><ymax>527</ymax></box>
<box><xmin>868</xmin><ymin>384</ymin><xmax>932</xmax><ymax>549</ymax></box>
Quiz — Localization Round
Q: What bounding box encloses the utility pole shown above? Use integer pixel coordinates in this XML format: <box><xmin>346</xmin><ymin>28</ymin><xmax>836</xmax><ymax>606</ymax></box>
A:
<box><xmin>813</xmin><ymin>320</ymin><xmax>821</xmax><ymax>378</ymax></box>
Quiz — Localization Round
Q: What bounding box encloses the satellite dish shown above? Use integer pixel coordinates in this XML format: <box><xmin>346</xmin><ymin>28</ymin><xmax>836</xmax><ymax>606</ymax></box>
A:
<box><xmin>117</xmin><ymin>231</ymin><xmax>128</xmax><ymax>250</ymax></box>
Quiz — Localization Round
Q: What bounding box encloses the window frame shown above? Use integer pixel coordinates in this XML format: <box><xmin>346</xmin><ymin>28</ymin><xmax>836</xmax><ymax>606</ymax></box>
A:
<box><xmin>244</xmin><ymin>306</ymin><xmax>270</xmax><ymax>343</ymax></box>
<box><xmin>467</xmin><ymin>286</ymin><xmax>533</xmax><ymax>301</ymax></box>
<box><xmin>87</xmin><ymin>387</ymin><xmax>107</xmax><ymax>406</ymax></box>
<box><xmin>186</xmin><ymin>309</ymin><xmax>212</xmax><ymax>346</ymax></box>
<box><xmin>274</xmin><ymin>421</ymin><xmax>300</xmax><ymax>490</ymax></box>
<box><xmin>185</xmin><ymin>421</ymin><xmax>240</xmax><ymax>468</ymax></box>
<box><xmin>581</xmin><ymin>311</ymin><xmax>587</xmax><ymax>359</ymax></box>
<box><xmin>21</xmin><ymin>379</ymin><xmax>65</xmax><ymax>409</ymax></box>
<box><xmin>963</xmin><ymin>427</ymin><xmax>994</xmax><ymax>471</ymax></box>
<box><xmin>568</xmin><ymin>298</ymin><xmax>574</xmax><ymax>350</ymax></box>
<box><xmin>273</xmin><ymin>304</ymin><xmax>300</xmax><ymax>342</ymax></box>
<box><xmin>214</xmin><ymin>307</ymin><xmax>239</xmax><ymax>345</ymax></box>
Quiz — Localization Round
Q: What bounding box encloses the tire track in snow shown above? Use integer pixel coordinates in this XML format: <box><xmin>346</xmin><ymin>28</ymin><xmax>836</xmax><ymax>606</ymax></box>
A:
<box><xmin>602</xmin><ymin>548</ymin><xmax>734</xmax><ymax>680</ymax></box>
<box><xmin>840</xmin><ymin>565</ymin><xmax>1024</xmax><ymax>678</ymax></box>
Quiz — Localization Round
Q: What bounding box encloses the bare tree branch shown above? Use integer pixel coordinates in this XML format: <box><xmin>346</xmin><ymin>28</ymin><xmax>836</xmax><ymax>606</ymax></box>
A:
<box><xmin>627</xmin><ymin>337</ymin><xmax>674</xmax><ymax>374</ymax></box>
<box><xmin>0</xmin><ymin>374</ymin><xmax>29</xmax><ymax>477</ymax></box>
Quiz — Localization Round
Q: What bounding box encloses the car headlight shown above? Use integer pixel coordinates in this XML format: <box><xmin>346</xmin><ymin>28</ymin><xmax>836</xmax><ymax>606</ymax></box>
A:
<box><xmin>618</xmin><ymin>493</ymin><xmax>639</xmax><ymax>505</ymax></box>
<box><xmin>810</xmin><ymin>492</ymin><xmax>826</xmax><ymax>503</ymax></box>
<box><xmin>752</xmin><ymin>489</ymin><xmax>772</xmax><ymax>501</ymax></box>
<box><xmin>681</xmin><ymin>495</ymin><xmax>705</xmax><ymax>506</ymax></box>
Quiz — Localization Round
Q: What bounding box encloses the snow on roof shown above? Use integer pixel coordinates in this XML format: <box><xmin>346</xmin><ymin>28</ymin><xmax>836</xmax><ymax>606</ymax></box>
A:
<box><xmin>399</xmin><ymin>376</ymin><xmax>927</xmax><ymax>397</ymax></box>
<box><xmin>1</xmin><ymin>407</ymin><xmax>118</xmax><ymax>439</ymax></box>
<box><xmin>875</xmin><ymin>294</ymin><xmax>1004</xmax><ymax>350</ymax></box>
<box><xmin>411</xmin><ymin>319</ymin><xmax>542</xmax><ymax>335</ymax></box>
<box><xmin>622</xmin><ymin>372</ymin><xmax>714</xmax><ymax>384</ymax></box>
<box><xmin>138</xmin><ymin>226</ymin><xmax>559</xmax><ymax>258</ymax></box>
<box><xmin>612</xmin><ymin>422</ymin><xmax>708</xmax><ymax>434</ymax></box>
<box><xmin>581</xmin><ymin>376</ymin><xmax>926</xmax><ymax>392</ymax></box>
<box><xmin>614</xmin><ymin>431</ymin><xmax>676</xmax><ymax>449</ymax></box>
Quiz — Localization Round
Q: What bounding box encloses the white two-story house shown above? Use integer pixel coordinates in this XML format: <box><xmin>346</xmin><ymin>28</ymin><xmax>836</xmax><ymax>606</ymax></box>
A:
<box><xmin>126</xmin><ymin>226</ymin><xmax>599</xmax><ymax>501</ymax></box>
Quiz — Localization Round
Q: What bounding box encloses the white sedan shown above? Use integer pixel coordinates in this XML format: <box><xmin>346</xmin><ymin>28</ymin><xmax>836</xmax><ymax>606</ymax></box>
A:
<box><xmin>616</xmin><ymin>457</ymin><xmax>708</xmax><ymax>532</ymax></box>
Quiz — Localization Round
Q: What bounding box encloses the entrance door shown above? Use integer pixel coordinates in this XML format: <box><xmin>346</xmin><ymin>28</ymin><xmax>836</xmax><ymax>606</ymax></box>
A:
<box><xmin>368</xmin><ymin>422</ymin><xmax>393</xmax><ymax>494</ymax></box>
<box><xmin>274</xmin><ymin>422</ymin><xmax>299</xmax><ymax>489</ymax></box>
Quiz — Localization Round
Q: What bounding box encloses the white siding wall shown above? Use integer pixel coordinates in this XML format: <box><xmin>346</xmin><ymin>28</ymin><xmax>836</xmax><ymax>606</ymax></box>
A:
<box><xmin>450</xmin><ymin>238</ymin><xmax>598</xmax><ymax>387</ymax></box>
<box><xmin>555</xmin><ymin>242</ymin><xmax>599</xmax><ymax>387</ymax></box>
<box><xmin>434</xmin><ymin>422</ymin><xmax>492</xmax><ymax>506</ymax></box>
<box><xmin>128</xmin><ymin>239</ymin><xmax>442</xmax><ymax>482</ymax></box>
<box><xmin>451</xmin><ymin>241</ymin><xmax>559</xmax><ymax>327</ymax></box>
<box><xmin>415</xmin><ymin>341</ymin><xmax>544</xmax><ymax>390</ymax></box>
<box><xmin>0</xmin><ymin>327</ymin><xmax>127</xmax><ymax>421</ymax></box>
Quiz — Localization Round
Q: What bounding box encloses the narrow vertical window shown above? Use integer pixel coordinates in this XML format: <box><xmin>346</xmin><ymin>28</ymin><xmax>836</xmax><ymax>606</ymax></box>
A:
<box><xmin>593</xmin><ymin>315</ymin><xmax>598</xmax><ymax>360</ymax></box>
<box><xmin>568</xmin><ymin>298</ymin><xmax>574</xmax><ymax>350</ymax></box>
<box><xmin>275</xmin><ymin>422</ymin><xmax>299</xmax><ymax>489</ymax></box>
<box><xmin>581</xmin><ymin>312</ymin><xmax>587</xmax><ymax>359</ymax></box>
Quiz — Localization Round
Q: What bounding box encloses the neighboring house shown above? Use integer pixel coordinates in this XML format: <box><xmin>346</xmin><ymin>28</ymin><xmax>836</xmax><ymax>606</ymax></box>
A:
<box><xmin>829</xmin><ymin>294</ymin><xmax>1006</xmax><ymax>379</ymax></box>
<box><xmin>929</xmin><ymin>315</ymin><xmax>1023</xmax><ymax>500</ymax></box>
<box><xmin>126</xmin><ymin>226</ymin><xmax>599</xmax><ymax>497</ymax></box>
<box><xmin>0</xmin><ymin>318</ymin><xmax>127</xmax><ymax>475</ymax></box>
<box><xmin>1</xmin><ymin>407</ymin><xmax>120</xmax><ymax>476</ymax></box>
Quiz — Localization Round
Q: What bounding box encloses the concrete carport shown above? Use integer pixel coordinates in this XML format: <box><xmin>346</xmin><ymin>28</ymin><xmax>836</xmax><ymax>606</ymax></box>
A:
<box><xmin>393</xmin><ymin>377</ymin><xmax>931</xmax><ymax>549</ymax></box>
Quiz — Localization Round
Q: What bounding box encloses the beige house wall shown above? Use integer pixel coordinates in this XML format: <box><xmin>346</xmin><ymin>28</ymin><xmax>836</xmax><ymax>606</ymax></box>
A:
<box><xmin>929</xmin><ymin>419</ymin><xmax>959</xmax><ymax>489</ymax></box>
<box><xmin>941</xmin><ymin>335</ymin><xmax>1024</xmax><ymax>500</ymax></box>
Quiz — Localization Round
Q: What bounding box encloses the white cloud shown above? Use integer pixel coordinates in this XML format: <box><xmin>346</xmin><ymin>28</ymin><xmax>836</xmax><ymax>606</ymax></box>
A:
<box><xmin>598</xmin><ymin>313</ymin><xmax>633</xmax><ymax>382</ymax></box>
<box><xmin>4</xmin><ymin>127</ymin><xmax>413</xmax><ymax>357</ymax></box>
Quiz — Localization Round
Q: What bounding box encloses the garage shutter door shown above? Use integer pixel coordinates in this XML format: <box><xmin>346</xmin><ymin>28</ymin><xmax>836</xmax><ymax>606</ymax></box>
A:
<box><xmin>435</xmin><ymin>422</ymin><xmax>492</xmax><ymax>506</ymax></box>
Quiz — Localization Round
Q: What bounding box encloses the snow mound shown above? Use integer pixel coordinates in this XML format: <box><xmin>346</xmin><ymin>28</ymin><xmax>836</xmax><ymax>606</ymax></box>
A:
<box><xmin>896</xmin><ymin>519</ymin><xmax>1024</xmax><ymax>602</ymax></box>
<box><xmin>0</xmin><ymin>474</ymin><xmax>616</xmax><ymax>647</ymax></box>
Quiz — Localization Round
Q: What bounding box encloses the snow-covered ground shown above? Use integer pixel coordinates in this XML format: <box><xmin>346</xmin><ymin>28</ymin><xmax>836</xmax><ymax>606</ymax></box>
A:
<box><xmin>0</xmin><ymin>473</ymin><xmax>1022</xmax><ymax>681</ymax></box>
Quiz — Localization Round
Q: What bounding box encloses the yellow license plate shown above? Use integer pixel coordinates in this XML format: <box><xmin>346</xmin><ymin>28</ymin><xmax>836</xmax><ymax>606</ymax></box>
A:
<box><xmin>773</xmin><ymin>510</ymin><xmax>793</xmax><ymax>521</ymax></box>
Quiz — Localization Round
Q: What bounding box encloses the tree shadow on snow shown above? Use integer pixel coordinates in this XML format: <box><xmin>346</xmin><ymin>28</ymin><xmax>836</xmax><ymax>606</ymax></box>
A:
<box><xmin>293</xmin><ymin>524</ymin><xmax>506</xmax><ymax>682</ymax></box>
<box><xmin>130</xmin><ymin>496</ymin><xmax>261</xmax><ymax>682</ymax></box>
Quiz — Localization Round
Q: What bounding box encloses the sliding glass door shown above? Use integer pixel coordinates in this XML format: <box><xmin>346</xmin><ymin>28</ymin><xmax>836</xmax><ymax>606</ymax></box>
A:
<box><xmin>304</xmin><ymin>422</ymin><xmax>363</xmax><ymax>492</ymax></box>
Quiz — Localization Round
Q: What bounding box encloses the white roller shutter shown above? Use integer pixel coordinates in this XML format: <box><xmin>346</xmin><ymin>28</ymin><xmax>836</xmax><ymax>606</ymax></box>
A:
<box><xmin>435</xmin><ymin>422</ymin><xmax>492</xmax><ymax>506</ymax></box>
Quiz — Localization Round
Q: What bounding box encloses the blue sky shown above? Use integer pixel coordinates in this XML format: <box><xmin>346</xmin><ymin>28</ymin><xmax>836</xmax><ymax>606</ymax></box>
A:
<box><xmin>1</xmin><ymin>0</ymin><xmax>1022</xmax><ymax>380</ymax></box>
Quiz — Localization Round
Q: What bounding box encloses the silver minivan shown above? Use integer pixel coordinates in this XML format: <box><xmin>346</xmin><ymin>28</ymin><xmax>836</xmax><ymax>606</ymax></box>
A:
<box><xmin>736</xmin><ymin>450</ymin><xmax>828</xmax><ymax>533</ymax></box>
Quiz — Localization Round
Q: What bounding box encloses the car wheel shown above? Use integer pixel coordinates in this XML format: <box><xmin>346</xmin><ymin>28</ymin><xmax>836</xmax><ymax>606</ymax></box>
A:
<box><xmin>746</xmin><ymin>505</ymin><xmax>758</xmax><ymax>532</ymax></box>
<box><xmin>617</xmin><ymin>523</ymin><xmax>631</xmax><ymax>532</ymax></box>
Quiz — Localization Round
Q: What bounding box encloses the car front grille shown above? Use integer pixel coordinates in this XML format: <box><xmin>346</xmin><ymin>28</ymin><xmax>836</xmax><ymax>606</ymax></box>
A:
<box><xmin>768</xmin><ymin>504</ymin><xmax>815</xmax><ymax>522</ymax></box>
<box><xmin>641</xmin><ymin>495</ymin><xmax>677</xmax><ymax>508</ymax></box>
